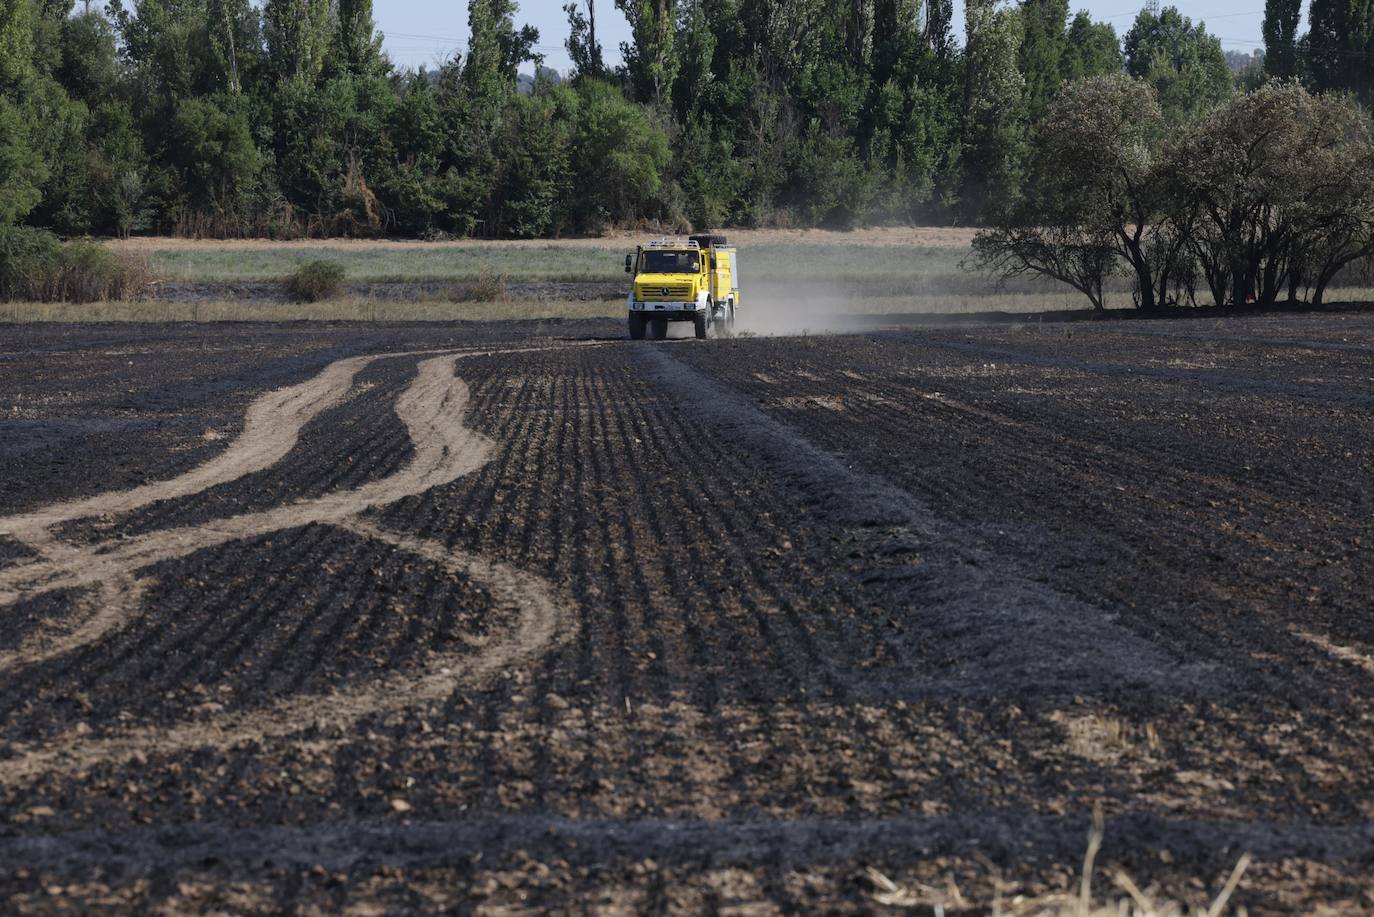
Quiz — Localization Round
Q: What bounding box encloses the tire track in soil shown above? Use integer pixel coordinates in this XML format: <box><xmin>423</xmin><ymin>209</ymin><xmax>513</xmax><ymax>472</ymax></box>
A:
<box><xmin>0</xmin><ymin>351</ymin><xmax>431</xmax><ymax>675</ymax></box>
<box><xmin>636</xmin><ymin>344</ymin><xmax>1222</xmax><ymax>702</ymax></box>
<box><xmin>730</xmin><ymin>341</ymin><xmax>1373</xmax><ymax>716</ymax></box>
<box><xmin>0</xmin><ymin>350</ymin><xmax>577</xmax><ymax>784</ymax></box>
<box><xmin>7</xmin><ymin>811</ymin><xmax>1374</xmax><ymax>877</ymax></box>
<box><xmin>382</xmin><ymin>368</ymin><xmax>546</xmax><ymax>816</ymax></box>
<box><xmin>0</xmin><ymin>352</ymin><xmax>405</xmax><ymax>546</ymax></box>
<box><xmin>78</xmin><ymin>359</ymin><xmax>421</xmax><ymax>544</ymax></box>
<box><xmin>670</xmin><ymin>336</ymin><xmax>1374</xmax><ymax>818</ymax></box>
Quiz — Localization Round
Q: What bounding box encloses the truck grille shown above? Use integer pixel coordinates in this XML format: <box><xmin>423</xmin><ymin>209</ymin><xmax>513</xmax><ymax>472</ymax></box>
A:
<box><xmin>638</xmin><ymin>284</ymin><xmax>693</xmax><ymax>301</ymax></box>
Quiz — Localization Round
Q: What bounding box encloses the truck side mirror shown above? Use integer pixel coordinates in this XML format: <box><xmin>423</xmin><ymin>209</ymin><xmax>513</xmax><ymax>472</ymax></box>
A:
<box><xmin>624</xmin><ymin>254</ymin><xmax>633</xmax><ymax>274</ymax></box>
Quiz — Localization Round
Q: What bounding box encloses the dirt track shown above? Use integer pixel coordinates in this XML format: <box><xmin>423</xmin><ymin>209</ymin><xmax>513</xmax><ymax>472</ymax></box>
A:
<box><xmin>0</xmin><ymin>315</ymin><xmax>1371</xmax><ymax>913</ymax></box>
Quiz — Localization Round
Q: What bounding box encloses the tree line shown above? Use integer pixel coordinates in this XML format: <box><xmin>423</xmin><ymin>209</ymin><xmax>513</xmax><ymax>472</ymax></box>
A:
<box><xmin>973</xmin><ymin>78</ymin><xmax>1374</xmax><ymax>311</ymax></box>
<box><xmin>0</xmin><ymin>0</ymin><xmax>1369</xmax><ymax>240</ymax></box>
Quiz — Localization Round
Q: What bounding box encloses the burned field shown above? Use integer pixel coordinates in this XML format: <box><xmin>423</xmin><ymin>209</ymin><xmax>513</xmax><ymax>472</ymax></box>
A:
<box><xmin>0</xmin><ymin>316</ymin><xmax>1371</xmax><ymax>912</ymax></box>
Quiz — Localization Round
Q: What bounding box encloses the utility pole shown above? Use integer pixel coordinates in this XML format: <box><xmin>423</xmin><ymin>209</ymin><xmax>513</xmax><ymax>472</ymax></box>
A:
<box><xmin>589</xmin><ymin>0</ymin><xmax>596</xmax><ymax>67</ymax></box>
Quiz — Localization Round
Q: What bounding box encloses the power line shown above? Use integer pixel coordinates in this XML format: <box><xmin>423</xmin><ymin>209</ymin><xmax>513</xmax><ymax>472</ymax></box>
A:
<box><xmin>1101</xmin><ymin>8</ymin><xmax>1263</xmax><ymax>21</ymax></box>
<box><xmin>1215</xmin><ymin>34</ymin><xmax>1374</xmax><ymax>60</ymax></box>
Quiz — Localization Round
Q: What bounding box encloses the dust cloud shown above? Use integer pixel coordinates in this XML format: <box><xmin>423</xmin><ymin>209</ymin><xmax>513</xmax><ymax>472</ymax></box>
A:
<box><xmin>731</xmin><ymin>281</ymin><xmax>872</xmax><ymax>337</ymax></box>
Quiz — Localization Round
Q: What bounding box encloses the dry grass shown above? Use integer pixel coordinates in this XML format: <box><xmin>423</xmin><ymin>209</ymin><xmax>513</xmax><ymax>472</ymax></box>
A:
<box><xmin>866</xmin><ymin>811</ymin><xmax>1252</xmax><ymax>916</ymax></box>
<box><xmin>1049</xmin><ymin>711</ymin><xmax>1164</xmax><ymax>764</ymax></box>
<box><xmin>0</xmin><ymin>297</ymin><xmax>624</xmax><ymax>323</ymax></box>
<box><xmin>106</xmin><ymin>226</ymin><xmax>979</xmax><ymax>253</ymax></box>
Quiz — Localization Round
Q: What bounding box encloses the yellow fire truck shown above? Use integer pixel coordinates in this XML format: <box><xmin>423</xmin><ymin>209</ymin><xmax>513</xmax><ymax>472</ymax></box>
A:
<box><xmin>624</xmin><ymin>234</ymin><xmax>740</xmax><ymax>340</ymax></box>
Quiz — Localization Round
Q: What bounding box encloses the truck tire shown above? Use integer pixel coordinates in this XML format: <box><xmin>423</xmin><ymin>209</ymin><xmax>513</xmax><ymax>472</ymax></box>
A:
<box><xmin>628</xmin><ymin>313</ymin><xmax>646</xmax><ymax>340</ymax></box>
<box><xmin>714</xmin><ymin>301</ymin><xmax>736</xmax><ymax>336</ymax></box>
<box><xmin>690</xmin><ymin>233</ymin><xmax>728</xmax><ymax>248</ymax></box>
<box><xmin>693</xmin><ymin>312</ymin><xmax>709</xmax><ymax>339</ymax></box>
<box><xmin>649</xmin><ymin>317</ymin><xmax>669</xmax><ymax>340</ymax></box>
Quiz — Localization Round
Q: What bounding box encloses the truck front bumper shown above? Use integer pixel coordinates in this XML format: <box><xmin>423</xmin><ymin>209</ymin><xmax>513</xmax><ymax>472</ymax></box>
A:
<box><xmin>630</xmin><ymin>301</ymin><xmax>704</xmax><ymax>313</ymax></box>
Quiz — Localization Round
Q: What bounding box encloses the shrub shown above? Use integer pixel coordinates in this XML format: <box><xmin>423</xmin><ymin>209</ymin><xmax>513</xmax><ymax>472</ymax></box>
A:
<box><xmin>452</xmin><ymin>268</ymin><xmax>511</xmax><ymax>303</ymax></box>
<box><xmin>0</xmin><ymin>226</ymin><xmax>62</xmax><ymax>300</ymax></box>
<box><xmin>0</xmin><ymin>226</ymin><xmax>150</xmax><ymax>302</ymax></box>
<box><xmin>287</xmin><ymin>259</ymin><xmax>347</xmax><ymax>302</ymax></box>
<box><xmin>57</xmin><ymin>240</ymin><xmax>151</xmax><ymax>302</ymax></box>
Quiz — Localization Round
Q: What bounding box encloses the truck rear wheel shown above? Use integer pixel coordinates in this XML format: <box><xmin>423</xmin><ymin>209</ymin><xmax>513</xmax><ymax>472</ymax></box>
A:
<box><xmin>649</xmin><ymin>317</ymin><xmax>669</xmax><ymax>340</ymax></box>
<box><xmin>628</xmin><ymin>313</ymin><xmax>647</xmax><ymax>340</ymax></box>
<box><xmin>714</xmin><ymin>301</ymin><xmax>736</xmax><ymax>336</ymax></box>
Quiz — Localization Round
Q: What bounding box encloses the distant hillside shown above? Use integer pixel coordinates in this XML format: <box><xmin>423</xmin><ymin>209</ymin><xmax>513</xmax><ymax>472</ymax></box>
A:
<box><xmin>518</xmin><ymin>66</ymin><xmax>565</xmax><ymax>95</ymax></box>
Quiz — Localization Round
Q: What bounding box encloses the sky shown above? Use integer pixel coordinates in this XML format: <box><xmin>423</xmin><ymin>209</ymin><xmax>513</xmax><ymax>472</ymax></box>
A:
<box><xmin>373</xmin><ymin>1</ymin><xmax>1269</xmax><ymax>76</ymax></box>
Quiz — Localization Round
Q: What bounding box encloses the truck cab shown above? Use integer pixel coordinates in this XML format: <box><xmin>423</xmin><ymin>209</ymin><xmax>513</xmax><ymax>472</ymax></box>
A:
<box><xmin>625</xmin><ymin>235</ymin><xmax>740</xmax><ymax>340</ymax></box>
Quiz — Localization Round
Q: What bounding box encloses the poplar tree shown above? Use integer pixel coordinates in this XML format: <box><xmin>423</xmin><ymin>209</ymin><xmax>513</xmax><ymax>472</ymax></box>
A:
<box><xmin>464</xmin><ymin>0</ymin><xmax>538</xmax><ymax>94</ymax></box>
<box><xmin>337</xmin><ymin>0</ymin><xmax>385</xmax><ymax>76</ymax></box>
<box><xmin>564</xmin><ymin>1</ymin><xmax>604</xmax><ymax>78</ymax></box>
<box><xmin>616</xmin><ymin>0</ymin><xmax>678</xmax><ymax>105</ymax></box>
<box><xmin>1262</xmin><ymin>0</ymin><xmax>1300</xmax><ymax>80</ymax></box>
<box><xmin>1019</xmin><ymin>0</ymin><xmax>1068</xmax><ymax>124</ymax></box>
<box><xmin>962</xmin><ymin>0</ymin><xmax>1026</xmax><ymax>219</ymax></box>
<box><xmin>1062</xmin><ymin>12</ymin><xmax>1121</xmax><ymax>81</ymax></box>
<box><xmin>264</xmin><ymin>0</ymin><xmax>330</xmax><ymax>84</ymax></box>
<box><xmin>1306</xmin><ymin>0</ymin><xmax>1374</xmax><ymax>103</ymax></box>
<box><xmin>0</xmin><ymin>0</ymin><xmax>34</xmax><ymax>85</ymax></box>
<box><xmin>1123</xmin><ymin>6</ymin><xmax>1232</xmax><ymax>120</ymax></box>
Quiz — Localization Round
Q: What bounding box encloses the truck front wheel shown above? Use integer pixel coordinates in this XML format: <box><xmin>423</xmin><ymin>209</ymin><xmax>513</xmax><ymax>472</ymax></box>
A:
<box><xmin>693</xmin><ymin>311</ymin><xmax>709</xmax><ymax>339</ymax></box>
<box><xmin>628</xmin><ymin>313</ymin><xmax>647</xmax><ymax>340</ymax></box>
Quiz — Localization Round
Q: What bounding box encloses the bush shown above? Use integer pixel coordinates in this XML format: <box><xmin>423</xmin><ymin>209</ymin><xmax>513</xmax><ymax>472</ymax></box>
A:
<box><xmin>0</xmin><ymin>226</ymin><xmax>150</xmax><ymax>302</ymax></box>
<box><xmin>451</xmin><ymin>268</ymin><xmax>511</xmax><ymax>303</ymax></box>
<box><xmin>287</xmin><ymin>259</ymin><xmax>347</xmax><ymax>302</ymax></box>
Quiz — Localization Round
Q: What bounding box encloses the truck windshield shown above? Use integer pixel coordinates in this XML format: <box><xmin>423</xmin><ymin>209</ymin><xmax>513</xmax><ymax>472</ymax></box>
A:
<box><xmin>641</xmin><ymin>251</ymin><xmax>699</xmax><ymax>274</ymax></box>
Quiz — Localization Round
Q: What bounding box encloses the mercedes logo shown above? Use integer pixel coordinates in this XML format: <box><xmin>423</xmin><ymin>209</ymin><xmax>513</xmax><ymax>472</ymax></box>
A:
<box><xmin>660</xmin><ymin>287</ymin><xmax>670</xmax><ymax>296</ymax></box>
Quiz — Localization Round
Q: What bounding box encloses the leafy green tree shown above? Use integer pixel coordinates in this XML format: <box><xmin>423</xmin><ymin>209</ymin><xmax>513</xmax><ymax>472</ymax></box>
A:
<box><xmin>671</xmin><ymin>0</ymin><xmax>712</xmax><ymax>121</ymax></box>
<box><xmin>206</xmin><ymin>0</ymin><xmax>239</xmax><ymax>92</ymax></box>
<box><xmin>168</xmin><ymin>91</ymin><xmax>262</xmax><ymax>231</ymax></box>
<box><xmin>859</xmin><ymin>0</ymin><xmax>960</xmax><ymax>221</ymax></box>
<box><xmin>924</xmin><ymin>0</ymin><xmax>955</xmax><ymax>59</ymax></box>
<box><xmin>440</xmin><ymin>1</ymin><xmax>539</xmax><ymax>236</ymax></box>
<box><xmin>336</xmin><ymin>0</ymin><xmax>385</xmax><ymax>77</ymax></box>
<box><xmin>264</xmin><ymin>0</ymin><xmax>330</xmax><ymax>84</ymax></box>
<box><xmin>31</xmin><ymin>0</ymin><xmax>75</xmax><ymax>76</ymax></box>
<box><xmin>563</xmin><ymin>1</ymin><xmax>604</xmax><ymax>79</ymax></box>
<box><xmin>377</xmin><ymin>71</ymin><xmax>445</xmax><ymax>234</ymax></box>
<box><xmin>1019</xmin><ymin>0</ymin><xmax>1068</xmax><ymax>124</ymax></box>
<box><xmin>784</xmin><ymin>130</ymin><xmax>871</xmax><ymax>228</ymax></box>
<box><xmin>0</xmin><ymin>0</ymin><xmax>34</xmax><ymax>86</ymax></box>
<box><xmin>972</xmin><ymin>75</ymin><xmax>1178</xmax><ymax>310</ymax></box>
<box><xmin>1123</xmin><ymin>6</ymin><xmax>1232</xmax><ymax>120</ymax></box>
<box><xmin>1172</xmin><ymin>80</ymin><xmax>1374</xmax><ymax>307</ymax></box>
<box><xmin>1262</xmin><ymin>0</ymin><xmax>1301</xmax><ymax>80</ymax></box>
<box><xmin>0</xmin><ymin>95</ymin><xmax>46</xmax><ymax>223</ymax></box>
<box><xmin>615</xmin><ymin>0</ymin><xmax>677</xmax><ymax>105</ymax></box>
<box><xmin>55</xmin><ymin>11</ymin><xmax>119</xmax><ymax>108</ymax></box>
<box><xmin>465</xmin><ymin>0</ymin><xmax>539</xmax><ymax>94</ymax></box>
<box><xmin>961</xmin><ymin>0</ymin><xmax>1027</xmax><ymax>221</ymax></box>
<box><xmin>568</xmin><ymin>78</ymin><xmax>670</xmax><ymax>230</ymax></box>
<box><xmin>88</xmin><ymin>101</ymin><xmax>150</xmax><ymax>236</ymax></box>
<box><xmin>672</xmin><ymin>111</ymin><xmax>744</xmax><ymax>229</ymax></box>
<box><xmin>495</xmin><ymin>89</ymin><xmax>573</xmax><ymax>237</ymax></box>
<box><xmin>1062</xmin><ymin>12</ymin><xmax>1121</xmax><ymax>81</ymax></box>
<box><xmin>1306</xmin><ymin>0</ymin><xmax>1374</xmax><ymax>103</ymax></box>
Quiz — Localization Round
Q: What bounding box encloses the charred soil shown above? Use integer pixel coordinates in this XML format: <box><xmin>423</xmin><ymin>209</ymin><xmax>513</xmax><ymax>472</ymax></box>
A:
<box><xmin>0</xmin><ymin>316</ymin><xmax>1371</xmax><ymax>913</ymax></box>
